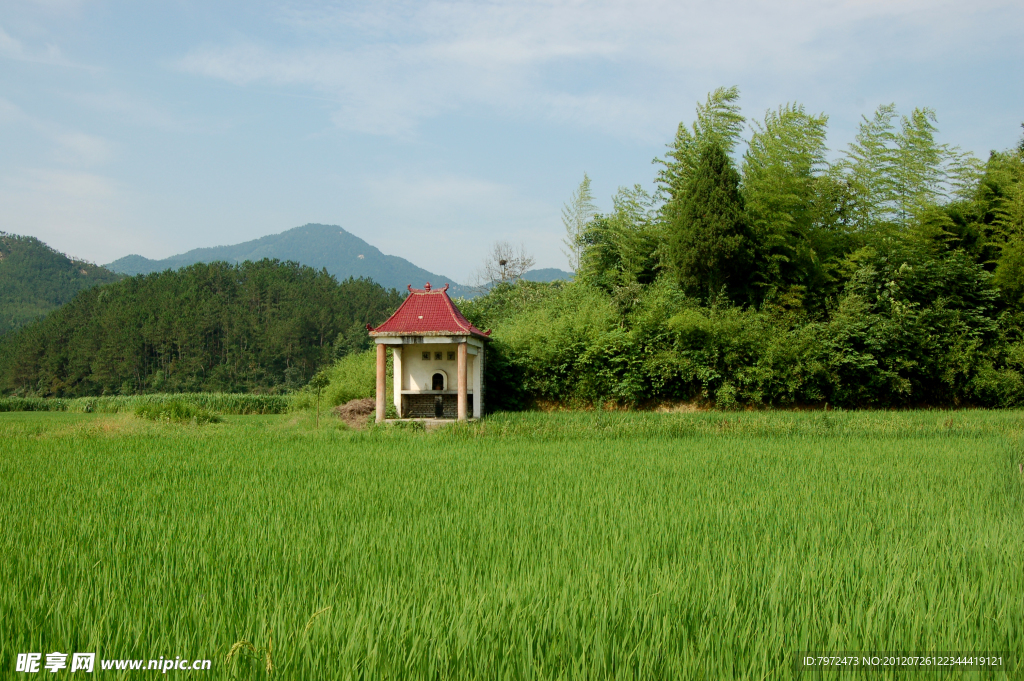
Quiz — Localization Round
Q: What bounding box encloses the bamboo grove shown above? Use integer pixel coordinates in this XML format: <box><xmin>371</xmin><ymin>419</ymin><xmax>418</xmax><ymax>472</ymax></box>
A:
<box><xmin>461</xmin><ymin>88</ymin><xmax>1024</xmax><ymax>409</ymax></box>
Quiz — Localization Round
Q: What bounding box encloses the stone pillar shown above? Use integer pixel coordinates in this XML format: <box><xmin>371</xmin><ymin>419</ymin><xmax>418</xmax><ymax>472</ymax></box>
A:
<box><xmin>392</xmin><ymin>346</ymin><xmax>403</xmax><ymax>418</ymax></box>
<box><xmin>375</xmin><ymin>342</ymin><xmax>386</xmax><ymax>423</ymax></box>
<box><xmin>472</xmin><ymin>347</ymin><xmax>482</xmax><ymax>418</ymax></box>
<box><xmin>457</xmin><ymin>342</ymin><xmax>468</xmax><ymax>421</ymax></box>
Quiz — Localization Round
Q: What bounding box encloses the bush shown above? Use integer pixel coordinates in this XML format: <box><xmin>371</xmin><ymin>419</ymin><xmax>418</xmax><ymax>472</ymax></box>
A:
<box><xmin>292</xmin><ymin>350</ymin><xmax>390</xmax><ymax>411</ymax></box>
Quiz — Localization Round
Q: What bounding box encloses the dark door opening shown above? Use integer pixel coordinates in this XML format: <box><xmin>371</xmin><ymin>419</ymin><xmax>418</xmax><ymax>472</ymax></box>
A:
<box><xmin>434</xmin><ymin>395</ymin><xmax>444</xmax><ymax>418</ymax></box>
<box><xmin>432</xmin><ymin>373</ymin><xmax>444</xmax><ymax>391</ymax></box>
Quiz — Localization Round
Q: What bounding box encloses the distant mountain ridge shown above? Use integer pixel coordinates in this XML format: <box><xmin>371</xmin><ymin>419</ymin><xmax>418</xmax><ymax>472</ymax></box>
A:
<box><xmin>521</xmin><ymin>268</ymin><xmax>575</xmax><ymax>283</ymax></box>
<box><xmin>105</xmin><ymin>224</ymin><xmax>475</xmax><ymax>297</ymax></box>
<box><xmin>105</xmin><ymin>224</ymin><xmax>573</xmax><ymax>297</ymax></box>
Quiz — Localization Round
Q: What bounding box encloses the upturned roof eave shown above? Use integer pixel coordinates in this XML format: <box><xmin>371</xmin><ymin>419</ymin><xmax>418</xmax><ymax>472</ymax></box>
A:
<box><xmin>369</xmin><ymin>329</ymin><xmax>491</xmax><ymax>340</ymax></box>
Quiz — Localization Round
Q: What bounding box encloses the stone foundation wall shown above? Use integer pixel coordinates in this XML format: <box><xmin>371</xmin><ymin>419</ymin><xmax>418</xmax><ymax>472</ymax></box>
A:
<box><xmin>404</xmin><ymin>394</ymin><xmax>473</xmax><ymax>419</ymax></box>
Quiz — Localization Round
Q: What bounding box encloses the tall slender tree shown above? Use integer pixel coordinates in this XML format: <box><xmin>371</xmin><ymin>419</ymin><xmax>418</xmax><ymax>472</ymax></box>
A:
<box><xmin>842</xmin><ymin>104</ymin><xmax>981</xmax><ymax>229</ymax></box>
<box><xmin>561</xmin><ymin>173</ymin><xmax>597</xmax><ymax>272</ymax></box>
<box><xmin>742</xmin><ymin>104</ymin><xmax>830</xmax><ymax>296</ymax></box>
<box><xmin>668</xmin><ymin>143</ymin><xmax>750</xmax><ymax>300</ymax></box>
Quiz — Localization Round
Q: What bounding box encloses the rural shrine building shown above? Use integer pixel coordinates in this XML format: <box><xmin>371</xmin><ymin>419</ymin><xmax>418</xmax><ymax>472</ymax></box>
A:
<box><xmin>367</xmin><ymin>283</ymin><xmax>490</xmax><ymax>422</ymax></box>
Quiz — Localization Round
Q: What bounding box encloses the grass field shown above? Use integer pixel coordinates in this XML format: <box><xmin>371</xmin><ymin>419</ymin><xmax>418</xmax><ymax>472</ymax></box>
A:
<box><xmin>1</xmin><ymin>410</ymin><xmax>1022</xmax><ymax>679</ymax></box>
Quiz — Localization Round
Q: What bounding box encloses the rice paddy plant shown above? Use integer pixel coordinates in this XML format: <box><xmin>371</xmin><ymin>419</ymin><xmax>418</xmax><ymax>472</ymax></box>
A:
<box><xmin>0</xmin><ymin>410</ymin><xmax>1021</xmax><ymax>679</ymax></box>
<box><xmin>0</xmin><ymin>392</ymin><xmax>291</xmax><ymax>415</ymax></box>
<box><xmin>134</xmin><ymin>400</ymin><xmax>222</xmax><ymax>424</ymax></box>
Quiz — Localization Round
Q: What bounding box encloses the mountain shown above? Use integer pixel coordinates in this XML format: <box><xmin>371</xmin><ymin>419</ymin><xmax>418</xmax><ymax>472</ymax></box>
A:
<box><xmin>0</xmin><ymin>232</ymin><xmax>123</xmax><ymax>334</ymax></box>
<box><xmin>105</xmin><ymin>223</ymin><xmax>475</xmax><ymax>297</ymax></box>
<box><xmin>521</xmin><ymin>268</ymin><xmax>574</xmax><ymax>283</ymax></box>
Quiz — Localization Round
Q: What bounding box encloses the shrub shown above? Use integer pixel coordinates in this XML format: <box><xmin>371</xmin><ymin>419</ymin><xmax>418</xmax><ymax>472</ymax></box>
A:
<box><xmin>292</xmin><ymin>350</ymin><xmax>391</xmax><ymax>411</ymax></box>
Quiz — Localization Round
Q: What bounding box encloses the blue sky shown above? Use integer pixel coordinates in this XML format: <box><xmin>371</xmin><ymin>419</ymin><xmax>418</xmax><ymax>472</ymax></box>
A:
<box><xmin>1</xmin><ymin>0</ymin><xmax>1022</xmax><ymax>283</ymax></box>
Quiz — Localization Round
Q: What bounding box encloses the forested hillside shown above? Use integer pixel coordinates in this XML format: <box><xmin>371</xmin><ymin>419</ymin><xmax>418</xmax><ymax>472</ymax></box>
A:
<box><xmin>461</xmin><ymin>90</ymin><xmax>1024</xmax><ymax>409</ymax></box>
<box><xmin>0</xmin><ymin>233</ymin><xmax>122</xmax><ymax>334</ymax></box>
<box><xmin>0</xmin><ymin>260</ymin><xmax>403</xmax><ymax>396</ymax></box>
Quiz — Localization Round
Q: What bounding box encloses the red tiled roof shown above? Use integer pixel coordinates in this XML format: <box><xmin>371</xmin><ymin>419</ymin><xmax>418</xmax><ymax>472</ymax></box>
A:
<box><xmin>368</xmin><ymin>283</ymin><xmax>491</xmax><ymax>339</ymax></box>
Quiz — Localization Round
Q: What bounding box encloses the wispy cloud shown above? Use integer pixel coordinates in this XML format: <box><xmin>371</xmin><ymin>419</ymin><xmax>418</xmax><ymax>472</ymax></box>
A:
<box><xmin>53</xmin><ymin>131</ymin><xmax>112</xmax><ymax>165</ymax></box>
<box><xmin>0</xmin><ymin>24</ymin><xmax>26</xmax><ymax>58</ymax></box>
<box><xmin>175</xmin><ymin>0</ymin><xmax>1023</xmax><ymax>138</ymax></box>
<box><xmin>0</xmin><ymin>168</ymin><xmax>142</xmax><ymax>263</ymax></box>
<box><xmin>0</xmin><ymin>20</ymin><xmax>97</xmax><ymax>71</ymax></box>
<box><xmin>62</xmin><ymin>90</ymin><xmax>211</xmax><ymax>133</ymax></box>
<box><xmin>0</xmin><ymin>96</ymin><xmax>114</xmax><ymax>167</ymax></box>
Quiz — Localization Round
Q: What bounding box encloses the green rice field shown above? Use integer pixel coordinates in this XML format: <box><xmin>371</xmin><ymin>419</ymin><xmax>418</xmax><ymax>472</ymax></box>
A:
<box><xmin>1</xmin><ymin>410</ymin><xmax>1022</xmax><ymax>679</ymax></box>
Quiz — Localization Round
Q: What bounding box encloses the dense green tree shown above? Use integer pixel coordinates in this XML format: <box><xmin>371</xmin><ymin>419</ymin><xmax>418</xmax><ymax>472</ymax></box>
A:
<box><xmin>990</xmin><ymin>147</ymin><xmax>1024</xmax><ymax>304</ymax></box>
<box><xmin>461</xmin><ymin>93</ymin><xmax>1024</xmax><ymax>410</ymax></box>
<box><xmin>667</xmin><ymin>143</ymin><xmax>751</xmax><ymax>301</ymax></box>
<box><xmin>578</xmin><ymin>185</ymin><xmax>662</xmax><ymax>293</ymax></box>
<box><xmin>841</xmin><ymin>105</ymin><xmax>981</xmax><ymax>230</ymax></box>
<box><xmin>0</xmin><ymin>260</ymin><xmax>402</xmax><ymax>396</ymax></box>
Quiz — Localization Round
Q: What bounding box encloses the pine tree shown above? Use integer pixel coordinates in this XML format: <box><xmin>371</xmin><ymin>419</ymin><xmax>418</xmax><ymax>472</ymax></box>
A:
<box><xmin>668</xmin><ymin>143</ymin><xmax>750</xmax><ymax>300</ymax></box>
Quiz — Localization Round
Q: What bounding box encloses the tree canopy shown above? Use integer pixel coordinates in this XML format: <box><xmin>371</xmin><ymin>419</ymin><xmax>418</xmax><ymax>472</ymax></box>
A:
<box><xmin>0</xmin><ymin>260</ymin><xmax>403</xmax><ymax>396</ymax></box>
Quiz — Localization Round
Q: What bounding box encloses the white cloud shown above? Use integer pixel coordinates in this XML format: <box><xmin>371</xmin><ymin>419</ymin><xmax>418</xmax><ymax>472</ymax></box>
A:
<box><xmin>0</xmin><ymin>20</ymin><xmax>94</xmax><ymax>70</ymax></box>
<box><xmin>63</xmin><ymin>90</ymin><xmax>206</xmax><ymax>133</ymax></box>
<box><xmin>0</xmin><ymin>96</ymin><xmax>29</xmax><ymax>124</ymax></box>
<box><xmin>0</xmin><ymin>96</ymin><xmax>113</xmax><ymax>167</ymax></box>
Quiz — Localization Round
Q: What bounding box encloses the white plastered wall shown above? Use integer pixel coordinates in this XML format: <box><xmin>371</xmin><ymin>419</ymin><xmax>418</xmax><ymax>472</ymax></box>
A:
<box><xmin>398</xmin><ymin>343</ymin><xmax>475</xmax><ymax>392</ymax></box>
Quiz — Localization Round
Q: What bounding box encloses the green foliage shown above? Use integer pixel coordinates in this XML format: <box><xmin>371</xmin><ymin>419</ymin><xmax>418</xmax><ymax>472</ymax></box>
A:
<box><xmin>0</xmin><ymin>232</ymin><xmax>122</xmax><ymax>334</ymax></box>
<box><xmin>322</xmin><ymin>350</ymin><xmax>379</xmax><ymax>406</ymax></box>
<box><xmin>667</xmin><ymin>143</ymin><xmax>751</xmax><ymax>301</ymax></box>
<box><xmin>742</xmin><ymin>104</ymin><xmax>838</xmax><ymax>301</ymax></box>
<box><xmin>465</xmin><ymin>237</ymin><xmax>1010</xmax><ymax>409</ymax></box>
<box><xmin>0</xmin><ymin>260</ymin><xmax>402</xmax><ymax>397</ymax></box>
<box><xmin>840</xmin><ymin>105</ymin><xmax>982</xmax><ymax>229</ymax></box>
<box><xmin>1</xmin><ymin>411</ymin><xmax>1021</xmax><ymax>678</ymax></box>
<box><xmin>457</xmin><ymin>90</ymin><xmax>1024</xmax><ymax>410</ymax></box>
<box><xmin>577</xmin><ymin>185</ymin><xmax>662</xmax><ymax>292</ymax></box>
<box><xmin>134</xmin><ymin>399</ymin><xmax>222</xmax><ymax>424</ymax></box>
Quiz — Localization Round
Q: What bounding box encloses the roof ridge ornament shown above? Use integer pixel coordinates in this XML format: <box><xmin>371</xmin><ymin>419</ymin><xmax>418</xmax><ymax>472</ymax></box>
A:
<box><xmin>424</xmin><ymin>282</ymin><xmax>431</xmax><ymax>291</ymax></box>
